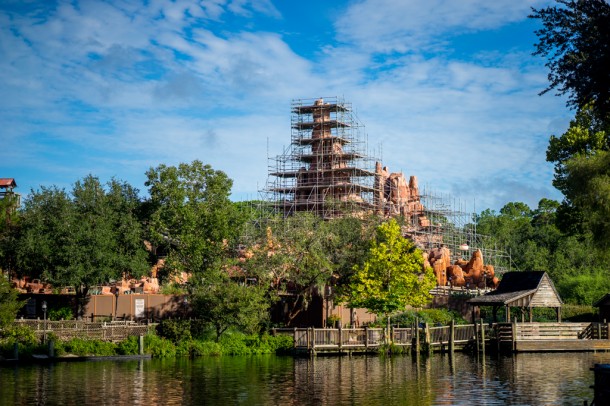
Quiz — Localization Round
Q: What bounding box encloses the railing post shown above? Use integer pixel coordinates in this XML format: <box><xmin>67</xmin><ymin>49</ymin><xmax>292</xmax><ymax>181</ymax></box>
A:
<box><xmin>414</xmin><ymin>318</ymin><xmax>420</xmax><ymax>354</ymax></box>
<box><xmin>293</xmin><ymin>327</ymin><xmax>297</xmax><ymax>348</ymax></box>
<box><xmin>598</xmin><ymin>323</ymin><xmax>602</xmax><ymax>340</ymax></box>
<box><xmin>364</xmin><ymin>326</ymin><xmax>369</xmax><ymax>351</ymax></box>
<box><xmin>424</xmin><ymin>323</ymin><xmax>431</xmax><ymax>354</ymax></box>
<box><xmin>480</xmin><ymin>318</ymin><xmax>485</xmax><ymax>356</ymax></box>
<box><xmin>474</xmin><ymin>321</ymin><xmax>479</xmax><ymax>353</ymax></box>
<box><xmin>338</xmin><ymin>326</ymin><xmax>342</xmax><ymax>350</ymax></box>
<box><xmin>511</xmin><ymin>318</ymin><xmax>517</xmax><ymax>352</ymax></box>
<box><xmin>449</xmin><ymin>319</ymin><xmax>455</xmax><ymax>354</ymax></box>
<box><xmin>139</xmin><ymin>335</ymin><xmax>144</xmax><ymax>355</ymax></box>
<box><xmin>607</xmin><ymin>322</ymin><xmax>610</xmax><ymax>340</ymax></box>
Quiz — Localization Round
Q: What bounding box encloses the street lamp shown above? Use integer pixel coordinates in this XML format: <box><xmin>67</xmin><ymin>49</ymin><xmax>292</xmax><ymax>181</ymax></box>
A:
<box><xmin>114</xmin><ymin>289</ymin><xmax>120</xmax><ymax>321</ymax></box>
<box><xmin>42</xmin><ymin>301</ymin><xmax>47</xmax><ymax>344</ymax></box>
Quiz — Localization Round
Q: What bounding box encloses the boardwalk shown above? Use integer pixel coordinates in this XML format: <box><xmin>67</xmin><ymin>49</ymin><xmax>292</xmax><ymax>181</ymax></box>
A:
<box><xmin>275</xmin><ymin>321</ymin><xmax>610</xmax><ymax>355</ymax></box>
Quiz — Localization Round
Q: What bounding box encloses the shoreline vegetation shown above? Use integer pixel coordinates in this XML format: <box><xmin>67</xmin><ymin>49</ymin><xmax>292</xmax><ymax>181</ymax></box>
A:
<box><xmin>1</xmin><ymin>306</ymin><xmax>597</xmax><ymax>362</ymax></box>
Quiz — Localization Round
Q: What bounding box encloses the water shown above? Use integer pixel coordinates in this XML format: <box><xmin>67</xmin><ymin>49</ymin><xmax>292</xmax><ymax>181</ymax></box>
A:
<box><xmin>1</xmin><ymin>352</ymin><xmax>609</xmax><ymax>405</ymax></box>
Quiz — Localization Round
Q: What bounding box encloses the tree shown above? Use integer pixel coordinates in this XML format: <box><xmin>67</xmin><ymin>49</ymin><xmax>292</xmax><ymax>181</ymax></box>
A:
<box><xmin>531</xmin><ymin>0</ymin><xmax>610</xmax><ymax>121</ymax></box>
<box><xmin>191</xmin><ymin>277</ymin><xmax>270</xmax><ymax>341</ymax></box>
<box><xmin>145</xmin><ymin>161</ymin><xmax>244</xmax><ymax>281</ymax></box>
<box><xmin>16</xmin><ymin>176</ymin><xmax>149</xmax><ymax>315</ymax></box>
<box><xmin>344</xmin><ymin>219</ymin><xmax>435</xmax><ymax>324</ymax></box>
<box><xmin>244</xmin><ymin>214</ymin><xmax>335</xmax><ymax>325</ymax></box>
<box><xmin>0</xmin><ymin>275</ymin><xmax>23</xmax><ymax>328</ymax></box>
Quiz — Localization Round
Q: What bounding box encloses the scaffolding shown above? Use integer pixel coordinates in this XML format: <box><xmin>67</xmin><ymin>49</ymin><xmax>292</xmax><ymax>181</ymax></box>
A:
<box><xmin>407</xmin><ymin>188</ymin><xmax>513</xmax><ymax>275</ymax></box>
<box><xmin>261</xmin><ymin>97</ymin><xmax>512</xmax><ymax>273</ymax></box>
<box><xmin>265</xmin><ymin>97</ymin><xmax>379</xmax><ymax>219</ymax></box>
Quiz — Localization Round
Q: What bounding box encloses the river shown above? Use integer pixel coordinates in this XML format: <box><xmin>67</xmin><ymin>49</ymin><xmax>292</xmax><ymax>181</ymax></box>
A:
<box><xmin>1</xmin><ymin>352</ymin><xmax>609</xmax><ymax>405</ymax></box>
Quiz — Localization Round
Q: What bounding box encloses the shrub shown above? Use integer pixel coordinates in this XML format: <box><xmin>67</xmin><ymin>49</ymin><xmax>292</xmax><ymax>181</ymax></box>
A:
<box><xmin>191</xmin><ymin>340</ymin><xmax>222</xmax><ymax>357</ymax></box>
<box><xmin>117</xmin><ymin>336</ymin><xmax>140</xmax><ymax>355</ymax></box>
<box><xmin>48</xmin><ymin>307</ymin><xmax>74</xmax><ymax>321</ymax></box>
<box><xmin>63</xmin><ymin>338</ymin><xmax>117</xmax><ymax>356</ymax></box>
<box><xmin>219</xmin><ymin>333</ymin><xmax>250</xmax><ymax>356</ymax></box>
<box><xmin>157</xmin><ymin>319</ymin><xmax>192</xmax><ymax>344</ymax></box>
<box><xmin>144</xmin><ymin>334</ymin><xmax>176</xmax><ymax>358</ymax></box>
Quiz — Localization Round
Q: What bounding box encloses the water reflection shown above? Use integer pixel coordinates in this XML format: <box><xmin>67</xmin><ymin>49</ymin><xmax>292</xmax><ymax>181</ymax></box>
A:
<box><xmin>1</xmin><ymin>352</ymin><xmax>609</xmax><ymax>405</ymax></box>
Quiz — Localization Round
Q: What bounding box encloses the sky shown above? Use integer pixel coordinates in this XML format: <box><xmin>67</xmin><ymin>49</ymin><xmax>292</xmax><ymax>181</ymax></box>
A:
<box><xmin>0</xmin><ymin>0</ymin><xmax>572</xmax><ymax>213</ymax></box>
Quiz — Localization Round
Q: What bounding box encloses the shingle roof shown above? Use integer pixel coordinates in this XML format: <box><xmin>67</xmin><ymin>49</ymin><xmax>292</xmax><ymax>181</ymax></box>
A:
<box><xmin>0</xmin><ymin>178</ymin><xmax>16</xmax><ymax>188</ymax></box>
<box><xmin>468</xmin><ymin>271</ymin><xmax>560</xmax><ymax>306</ymax></box>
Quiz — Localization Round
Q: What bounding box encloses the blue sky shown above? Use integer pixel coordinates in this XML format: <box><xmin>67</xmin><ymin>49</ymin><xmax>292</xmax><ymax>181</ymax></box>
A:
<box><xmin>0</xmin><ymin>0</ymin><xmax>571</xmax><ymax>212</ymax></box>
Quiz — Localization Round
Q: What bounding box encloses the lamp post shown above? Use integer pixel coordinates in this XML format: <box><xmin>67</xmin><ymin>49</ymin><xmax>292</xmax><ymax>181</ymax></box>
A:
<box><xmin>42</xmin><ymin>301</ymin><xmax>47</xmax><ymax>344</ymax></box>
<box><xmin>114</xmin><ymin>290</ymin><xmax>119</xmax><ymax>321</ymax></box>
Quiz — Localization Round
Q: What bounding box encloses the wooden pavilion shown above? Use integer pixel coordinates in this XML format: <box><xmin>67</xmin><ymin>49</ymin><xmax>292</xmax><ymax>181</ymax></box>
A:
<box><xmin>594</xmin><ymin>293</ymin><xmax>610</xmax><ymax>322</ymax></box>
<box><xmin>468</xmin><ymin>271</ymin><xmax>563</xmax><ymax>322</ymax></box>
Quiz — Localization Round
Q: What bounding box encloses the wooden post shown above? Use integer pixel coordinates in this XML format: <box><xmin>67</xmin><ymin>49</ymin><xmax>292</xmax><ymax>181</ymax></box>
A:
<box><xmin>414</xmin><ymin>318</ymin><xmax>420</xmax><ymax>354</ymax></box>
<box><xmin>529</xmin><ymin>307</ymin><xmax>533</xmax><ymax>323</ymax></box>
<box><xmin>293</xmin><ymin>327</ymin><xmax>297</xmax><ymax>349</ymax></box>
<box><xmin>424</xmin><ymin>323</ymin><xmax>431</xmax><ymax>354</ymax></box>
<box><xmin>506</xmin><ymin>306</ymin><xmax>510</xmax><ymax>322</ymax></box>
<box><xmin>139</xmin><ymin>335</ymin><xmax>144</xmax><ymax>355</ymax></box>
<box><xmin>480</xmin><ymin>318</ymin><xmax>485</xmax><ymax>356</ymax></box>
<box><xmin>557</xmin><ymin>307</ymin><xmax>562</xmax><ymax>322</ymax></box>
<box><xmin>365</xmin><ymin>326</ymin><xmax>369</xmax><ymax>350</ymax></box>
<box><xmin>598</xmin><ymin>323</ymin><xmax>602</xmax><ymax>340</ymax></box>
<box><xmin>338</xmin><ymin>326</ymin><xmax>342</xmax><ymax>350</ymax></box>
<box><xmin>511</xmin><ymin>318</ymin><xmax>517</xmax><ymax>352</ymax></box>
<box><xmin>607</xmin><ymin>322</ymin><xmax>610</xmax><ymax>340</ymax></box>
<box><xmin>449</xmin><ymin>319</ymin><xmax>455</xmax><ymax>354</ymax></box>
<box><xmin>474</xmin><ymin>321</ymin><xmax>479</xmax><ymax>353</ymax></box>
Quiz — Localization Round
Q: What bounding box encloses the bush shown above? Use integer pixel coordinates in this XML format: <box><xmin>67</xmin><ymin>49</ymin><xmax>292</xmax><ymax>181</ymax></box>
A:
<box><xmin>117</xmin><ymin>336</ymin><xmax>140</xmax><ymax>355</ymax></box>
<box><xmin>219</xmin><ymin>334</ymin><xmax>250</xmax><ymax>356</ymax></box>
<box><xmin>0</xmin><ymin>325</ymin><xmax>38</xmax><ymax>346</ymax></box>
<box><xmin>385</xmin><ymin>309</ymin><xmax>467</xmax><ymax>327</ymax></box>
<box><xmin>157</xmin><ymin>319</ymin><xmax>192</xmax><ymax>344</ymax></box>
<box><xmin>144</xmin><ymin>334</ymin><xmax>176</xmax><ymax>358</ymax></box>
<box><xmin>62</xmin><ymin>338</ymin><xmax>117</xmax><ymax>356</ymax></box>
<box><xmin>48</xmin><ymin>307</ymin><xmax>74</xmax><ymax>321</ymax></box>
<box><xmin>191</xmin><ymin>340</ymin><xmax>222</xmax><ymax>357</ymax></box>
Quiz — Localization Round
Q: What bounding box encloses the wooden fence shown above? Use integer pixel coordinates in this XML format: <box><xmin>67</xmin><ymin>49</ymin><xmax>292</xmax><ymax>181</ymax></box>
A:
<box><xmin>274</xmin><ymin>323</ymin><xmax>481</xmax><ymax>354</ymax></box>
<box><xmin>12</xmin><ymin>319</ymin><xmax>153</xmax><ymax>342</ymax></box>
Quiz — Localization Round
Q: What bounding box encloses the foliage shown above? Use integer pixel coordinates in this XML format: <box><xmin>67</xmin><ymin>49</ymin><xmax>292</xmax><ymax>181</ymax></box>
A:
<box><xmin>0</xmin><ymin>192</ymin><xmax>21</xmax><ymax>278</ymax></box>
<box><xmin>244</xmin><ymin>213</ymin><xmax>379</xmax><ymax>326</ymax></box>
<box><xmin>191</xmin><ymin>278</ymin><xmax>270</xmax><ymax>341</ymax></box>
<box><xmin>0</xmin><ymin>276</ymin><xmax>24</xmax><ymax>328</ymax></box>
<box><xmin>388</xmin><ymin>309</ymin><xmax>468</xmax><ymax>327</ymax></box>
<box><xmin>15</xmin><ymin>176</ymin><xmax>149</xmax><ymax>315</ymax></box>
<box><xmin>531</xmin><ymin>0</ymin><xmax>610</xmax><ymax>121</ymax></box>
<box><xmin>145</xmin><ymin>160</ymin><xmax>245</xmax><ymax>281</ymax></box>
<box><xmin>61</xmin><ymin>338</ymin><xmax>117</xmax><ymax>356</ymax></box>
<box><xmin>0</xmin><ymin>324</ymin><xmax>38</xmax><ymax>346</ymax></box>
<box><xmin>144</xmin><ymin>333</ymin><xmax>177</xmax><ymax>358</ymax></box>
<box><xmin>344</xmin><ymin>219</ymin><xmax>435</xmax><ymax>317</ymax></box>
<box><xmin>156</xmin><ymin>319</ymin><xmax>192</xmax><ymax>344</ymax></box>
<box><xmin>117</xmin><ymin>335</ymin><xmax>140</xmax><ymax>355</ymax></box>
<box><xmin>48</xmin><ymin>306</ymin><xmax>74</xmax><ymax>321</ymax></box>
<box><xmin>475</xmin><ymin>200</ymin><xmax>610</xmax><ymax>305</ymax></box>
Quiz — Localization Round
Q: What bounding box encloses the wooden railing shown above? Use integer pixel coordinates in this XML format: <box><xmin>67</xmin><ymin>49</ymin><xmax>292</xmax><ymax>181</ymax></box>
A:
<box><xmin>12</xmin><ymin>319</ymin><xmax>152</xmax><ymax>342</ymax></box>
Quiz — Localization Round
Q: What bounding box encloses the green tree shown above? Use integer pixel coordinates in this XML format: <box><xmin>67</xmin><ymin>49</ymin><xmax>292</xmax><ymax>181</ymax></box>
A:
<box><xmin>344</xmin><ymin>219</ymin><xmax>435</xmax><ymax>323</ymax></box>
<box><xmin>191</xmin><ymin>277</ymin><xmax>270</xmax><ymax>341</ymax></box>
<box><xmin>0</xmin><ymin>275</ymin><xmax>23</xmax><ymax>328</ymax></box>
<box><xmin>244</xmin><ymin>214</ymin><xmax>335</xmax><ymax>325</ymax></box>
<box><xmin>16</xmin><ymin>176</ymin><xmax>149</xmax><ymax>314</ymax></box>
<box><xmin>531</xmin><ymin>0</ymin><xmax>610</xmax><ymax>121</ymax></box>
<box><xmin>145</xmin><ymin>161</ymin><xmax>244</xmax><ymax>281</ymax></box>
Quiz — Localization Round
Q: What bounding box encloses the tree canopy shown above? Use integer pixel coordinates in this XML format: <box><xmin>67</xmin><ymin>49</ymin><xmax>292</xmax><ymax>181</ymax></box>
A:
<box><xmin>531</xmin><ymin>0</ymin><xmax>610</xmax><ymax>121</ymax></box>
<box><xmin>145</xmin><ymin>160</ymin><xmax>245</xmax><ymax>281</ymax></box>
<box><xmin>344</xmin><ymin>219</ymin><xmax>435</xmax><ymax>316</ymax></box>
<box><xmin>15</xmin><ymin>176</ymin><xmax>149</xmax><ymax>313</ymax></box>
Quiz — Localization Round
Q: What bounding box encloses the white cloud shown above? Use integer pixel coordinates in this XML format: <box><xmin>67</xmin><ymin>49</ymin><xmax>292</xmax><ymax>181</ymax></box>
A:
<box><xmin>335</xmin><ymin>0</ymin><xmax>552</xmax><ymax>53</ymax></box>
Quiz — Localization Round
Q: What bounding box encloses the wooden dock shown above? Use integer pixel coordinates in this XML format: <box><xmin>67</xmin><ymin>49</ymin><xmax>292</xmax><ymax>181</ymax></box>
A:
<box><xmin>275</xmin><ymin>321</ymin><xmax>610</xmax><ymax>355</ymax></box>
